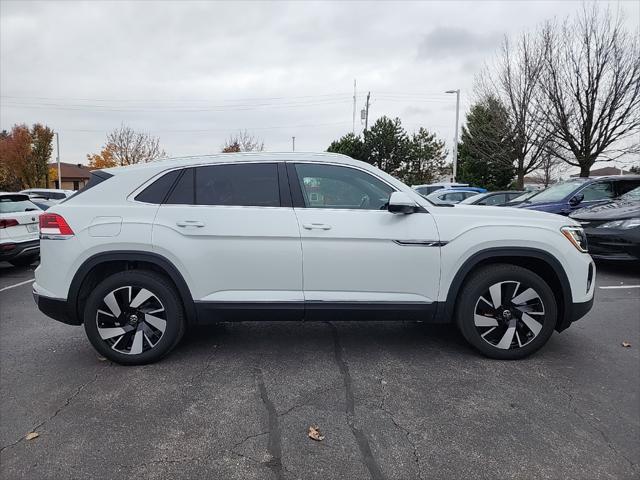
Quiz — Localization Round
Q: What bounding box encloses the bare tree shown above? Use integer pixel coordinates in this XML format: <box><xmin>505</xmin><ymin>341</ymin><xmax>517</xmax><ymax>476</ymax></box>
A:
<box><xmin>222</xmin><ymin>130</ymin><xmax>264</xmax><ymax>153</ymax></box>
<box><xmin>106</xmin><ymin>124</ymin><xmax>166</xmax><ymax>165</ymax></box>
<box><xmin>541</xmin><ymin>5</ymin><xmax>640</xmax><ymax>177</ymax></box>
<box><xmin>477</xmin><ymin>32</ymin><xmax>551</xmax><ymax>189</ymax></box>
<box><xmin>529</xmin><ymin>151</ymin><xmax>567</xmax><ymax>187</ymax></box>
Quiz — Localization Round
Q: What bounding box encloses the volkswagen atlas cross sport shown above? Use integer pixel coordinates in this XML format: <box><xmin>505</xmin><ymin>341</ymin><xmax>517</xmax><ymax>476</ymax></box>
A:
<box><xmin>33</xmin><ymin>153</ymin><xmax>595</xmax><ymax>365</ymax></box>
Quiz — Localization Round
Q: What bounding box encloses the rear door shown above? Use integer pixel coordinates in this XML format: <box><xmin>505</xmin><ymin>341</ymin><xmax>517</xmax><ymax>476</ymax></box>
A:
<box><xmin>288</xmin><ymin>162</ymin><xmax>441</xmax><ymax>320</ymax></box>
<box><xmin>152</xmin><ymin>162</ymin><xmax>303</xmax><ymax>319</ymax></box>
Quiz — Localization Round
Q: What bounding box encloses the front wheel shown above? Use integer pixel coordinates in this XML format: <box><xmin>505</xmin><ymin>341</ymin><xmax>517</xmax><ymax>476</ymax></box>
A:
<box><xmin>455</xmin><ymin>264</ymin><xmax>557</xmax><ymax>360</ymax></box>
<box><xmin>83</xmin><ymin>270</ymin><xmax>185</xmax><ymax>365</ymax></box>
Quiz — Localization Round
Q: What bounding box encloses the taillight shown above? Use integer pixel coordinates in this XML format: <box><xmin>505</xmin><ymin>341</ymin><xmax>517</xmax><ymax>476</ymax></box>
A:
<box><xmin>0</xmin><ymin>219</ymin><xmax>19</xmax><ymax>229</ymax></box>
<box><xmin>39</xmin><ymin>213</ymin><xmax>74</xmax><ymax>238</ymax></box>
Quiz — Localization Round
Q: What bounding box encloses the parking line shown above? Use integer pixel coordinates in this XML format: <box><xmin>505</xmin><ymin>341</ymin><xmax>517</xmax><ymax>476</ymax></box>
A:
<box><xmin>599</xmin><ymin>285</ymin><xmax>640</xmax><ymax>290</ymax></box>
<box><xmin>0</xmin><ymin>279</ymin><xmax>34</xmax><ymax>293</ymax></box>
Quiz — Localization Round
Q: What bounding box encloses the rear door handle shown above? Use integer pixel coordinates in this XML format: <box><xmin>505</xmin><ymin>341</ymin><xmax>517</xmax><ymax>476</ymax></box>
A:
<box><xmin>302</xmin><ymin>223</ymin><xmax>332</xmax><ymax>230</ymax></box>
<box><xmin>176</xmin><ymin>220</ymin><xmax>205</xmax><ymax>228</ymax></box>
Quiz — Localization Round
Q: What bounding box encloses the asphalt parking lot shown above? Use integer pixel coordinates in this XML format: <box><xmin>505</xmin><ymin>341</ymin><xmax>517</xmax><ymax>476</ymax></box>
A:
<box><xmin>0</xmin><ymin>261</ymin><xmax>638</xmax><ymax>480</ymax></box>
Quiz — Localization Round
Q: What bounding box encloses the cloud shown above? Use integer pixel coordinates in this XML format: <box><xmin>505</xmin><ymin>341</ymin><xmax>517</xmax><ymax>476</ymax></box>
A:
<box><xmin>417</xmin><ymin>26</ymin><xmax>503</xmax><ymax>61</ymax></box>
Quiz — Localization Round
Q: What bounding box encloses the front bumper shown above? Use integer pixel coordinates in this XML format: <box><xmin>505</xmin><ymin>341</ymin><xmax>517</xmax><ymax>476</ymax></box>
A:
<box><xmin>32</xmin><ymin>289</ymin><xmax>80</xmax><ymax>326</ymax></box>
<box><xmin>0</xmin><ymin>239</ymin><xmax>40</xmax><ymax>262</ymax></box>
<box><xmin>584</xmin><ymin>227</ymin><xmax>640</xmax><ymax>261</ymax></box>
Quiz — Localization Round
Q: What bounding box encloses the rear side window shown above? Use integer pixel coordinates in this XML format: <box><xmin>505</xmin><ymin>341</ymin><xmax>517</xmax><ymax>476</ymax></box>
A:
<box><xmin>616</xmin><ymin>180</ymin><xmax>640</xmax><ymax>196</ymax></box>
<box><xmin>165</xmin><ymin>168</ymin><xmax>195</xmax><ymax>204</ymax></box>
<box><xmin>135</xmin><ymin>170</ymin><xmax>182</xmax><ymax>204</ymax></box>
<box><xmin>195</xmin><ymin>163</ymin><xmax>280</xmax><ymax>207</ymax></box>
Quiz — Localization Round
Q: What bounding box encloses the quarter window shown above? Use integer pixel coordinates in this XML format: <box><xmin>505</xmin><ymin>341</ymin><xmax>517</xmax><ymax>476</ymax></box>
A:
<box><xmin>135</xmin><ymin>170</ymin><xmax>182</xmax><ymax>204</ymax></box>
<box><xmin>294</xmin><ymin>163</ymin><xmax>394</xmax><ymax>210</ymax></box>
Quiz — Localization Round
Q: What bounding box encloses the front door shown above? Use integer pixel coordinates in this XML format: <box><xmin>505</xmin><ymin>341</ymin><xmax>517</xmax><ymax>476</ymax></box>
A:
<box><xmin>153</xmin><ymin>162</ymin><xmax>303</xmax><ymax>320</ymax></box>
<box><xmin>288</xmin><ymin>162</ymin><xmax>441</xmax><ymax>320</ymax></box>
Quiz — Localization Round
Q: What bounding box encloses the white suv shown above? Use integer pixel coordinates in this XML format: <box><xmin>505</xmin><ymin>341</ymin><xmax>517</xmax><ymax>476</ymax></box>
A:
<box><xmin>33</xmin><ymin>153</ymin><xmax>595</xmax><ymax>365</ymax></box>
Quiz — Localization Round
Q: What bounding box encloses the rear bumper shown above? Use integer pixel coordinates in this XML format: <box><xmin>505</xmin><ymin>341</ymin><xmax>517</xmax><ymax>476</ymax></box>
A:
<box><xmin>0</xmin><ymin>239</ymin><xmax>39</xmax><ymax>262</ymax></box>
<box><xmin>32</xmin><ymin>289</ymin><xmax>80</xmax><ymax>326</ymax></box>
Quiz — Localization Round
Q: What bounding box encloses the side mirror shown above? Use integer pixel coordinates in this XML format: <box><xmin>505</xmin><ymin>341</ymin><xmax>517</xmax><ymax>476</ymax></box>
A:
<box><xmin>388</xmin><ymin>192</ymin><xmax>418</xmax><ymax>214</ymax></box>
<box><xmin>569</xmin><ymin>193</ymin><xmax>584</xmax><ymax>206</ymax></box>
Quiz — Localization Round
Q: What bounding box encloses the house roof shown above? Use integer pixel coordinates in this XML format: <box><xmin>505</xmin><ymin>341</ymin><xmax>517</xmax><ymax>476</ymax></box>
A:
<box><xmin>570</xmin><ymin>166</ymin><xmax>630</xmax><ymax>177</ymax></box>
<box><xmin>48</xmin><ymin>162</ymin><xmax>91</xmax><ymax>179</ymax></box>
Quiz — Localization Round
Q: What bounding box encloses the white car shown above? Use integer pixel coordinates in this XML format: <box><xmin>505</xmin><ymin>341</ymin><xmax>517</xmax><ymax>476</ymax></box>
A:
<box><xmin>0</xmin><ymin>193</ymin><xmax>43</xmax><ymax>266</ymax></box>
<box><xmin>20</xmin><ymin>188</ymin><xmax>75</xmax><ymax>203</ymax></box>
<box><xmin>425</xmin><ymin>188</ymin><xmax>482</xmax><ymax>204</ymax></box>
<box><xmin>413</xmin><ymin>182</ymin><xmax>469</xmax><ymax>196</ymax></box>
<box><xmin>33</xmin><ymin>153</ymin><xmax>595</xmax><ymax>365</ymax></box>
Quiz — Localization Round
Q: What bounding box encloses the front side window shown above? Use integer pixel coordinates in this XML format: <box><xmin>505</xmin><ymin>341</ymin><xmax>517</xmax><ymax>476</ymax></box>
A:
<box><xmin>481</xmin><ymin>194</ymin><xmax>506</xmax><ymax>205</ymax></box>
<box><xmin>580</xmin><ymin>182</ymin><xmax>614</xmax><ymax>201</ymax></box>
<box><xmin>294</xmin><ymin>163</ymin><xmax>394</xmax><ymax>210</ymax></box>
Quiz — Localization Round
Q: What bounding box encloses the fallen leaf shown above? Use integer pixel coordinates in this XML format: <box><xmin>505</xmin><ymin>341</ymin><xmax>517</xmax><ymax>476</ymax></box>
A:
<box><xmin>97</xmin><ymin>356</ymin><xmax>107</xmax><ymax>361</ymax></box>
<box><xmin>25</xmin><ymin>432</ymin><xmax>39</xmax><ymax>441</ymax></box>
<box><xmin>308</xmin><ymin>425</ymin><xmax>325</xmax><ymax>441</ymax></box>
<box><xmin>622</xmin><ymin>342</ymin><xmax>631</xmax><ymax>348</ymax></box>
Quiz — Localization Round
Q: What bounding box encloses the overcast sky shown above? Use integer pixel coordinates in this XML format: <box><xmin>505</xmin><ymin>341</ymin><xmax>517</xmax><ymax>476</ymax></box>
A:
<box><xmin>1</xmin><ymin>0</ymin><xmax>638</xmax><ymax>168</ymax></box>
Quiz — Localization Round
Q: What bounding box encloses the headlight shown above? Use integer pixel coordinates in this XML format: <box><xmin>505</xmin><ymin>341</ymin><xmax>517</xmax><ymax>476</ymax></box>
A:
<box><xmin>561</xmin><ymin>226</ymin><xmax>588</xmax><ymax>253</ymax></box>
<box><xmin>597</xmin><ymin>218</ymin><xmax>640</xmax><ymax>230</ymax></box>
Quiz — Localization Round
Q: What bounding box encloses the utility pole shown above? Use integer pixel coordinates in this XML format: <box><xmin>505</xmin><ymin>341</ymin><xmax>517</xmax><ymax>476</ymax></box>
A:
<box><xmin>352</xmin><ymin>79</ymin><xmax>357</xmax><ymax>134</ymax></box>
<box><xmin>292</xmin><ymin>136</ymin><xmax>295</xmax><ymax>152</ymax></box>
<box><xmin>55</xmin><ymin>132</ymin><xmax>61</xmax><ymax>189</ymax></box>
<box><xmin>445</xmin><ymin>89</ymin><xmax>460</xmax><ymax>181</ymax></box>
<box><xmin>363</xmin><ymin>91</ymin><xmax>371</xmax><ymax>131</ymax></box>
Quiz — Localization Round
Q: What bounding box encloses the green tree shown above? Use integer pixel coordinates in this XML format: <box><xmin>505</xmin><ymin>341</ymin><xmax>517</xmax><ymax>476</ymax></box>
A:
<box><xmin>327</xmin><ymin>132</ymin><xmax>367</xmax><ymax>161</ymax></box>
<box><xmin>30</xmin><ymin>124</ymin><xmax>54</xmax><ymax>187</ymax></box>
<box><xmin>400</xmin><ymin>128</ymin><xmax>448</xmax><ymax>185</ymax></box>
<box><xmin>457</xmin><ymin>96</ymin><xmax>516</xmax><ymax>190</ymax></box>
<box><xmin>363</xmin><ymin>116</ymin><xmax>409</xmax><ymax>177</ymax></box>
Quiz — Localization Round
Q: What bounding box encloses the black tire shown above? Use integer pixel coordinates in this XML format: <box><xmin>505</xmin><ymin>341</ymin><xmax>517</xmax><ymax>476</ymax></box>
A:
<box><xmin>455</xmin><ymin>264</ymin><xmax>557</xmax><ymax>360</ymax></box>
<box><xmin>83</xmin><ymin>270</ymin><xmax>185</xmax><ymax>365</ymax></box>
<box><xmin>9</xmin><ymin>255</ymin><xmax>37</xmax><ymax>267</ymax></box>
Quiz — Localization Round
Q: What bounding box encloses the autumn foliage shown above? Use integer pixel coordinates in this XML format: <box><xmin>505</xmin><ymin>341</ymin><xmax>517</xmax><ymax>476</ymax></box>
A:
<box><xmin>0</xmin><ymin>124</ymin><xmax>54</xmax><ymax>190</ymax></box>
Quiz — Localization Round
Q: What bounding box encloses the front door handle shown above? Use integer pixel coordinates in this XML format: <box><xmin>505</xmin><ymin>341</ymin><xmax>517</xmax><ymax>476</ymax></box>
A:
<box><xmin>176</xmin><ymin>220</ymin><xmax>205</xmax><ymax>228</ymax></box>
<box><xmin>302</xmin><ymin>223</ymin><xmax>332</xmax><ymax>230</ymax></box>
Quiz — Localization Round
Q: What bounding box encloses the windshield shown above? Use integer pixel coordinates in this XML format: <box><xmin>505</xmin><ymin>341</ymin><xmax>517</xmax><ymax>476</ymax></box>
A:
<box><xmin>525</xmin><ymin>180</ymin><xmax>586</xmax><ymax>203</ymax></box>
<box><xmin>619</xmin><ymin>186</ymin><xmax>640</xmax><ymax>202</ymax></box>
<box><xmin>0</xmin><ymin>196</ymin><xmax>41</xmax><ymax>213</ymax></box>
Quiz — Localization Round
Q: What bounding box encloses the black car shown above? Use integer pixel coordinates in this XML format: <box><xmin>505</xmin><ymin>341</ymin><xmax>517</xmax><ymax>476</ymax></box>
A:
<box><xmin>459</xmin><ymin>190</ymin><xmax>525</xmax><ymax>206</ymax></box>
<box><xmin>569</xmin><ymin>187</ymin><xmax>640</xmax><ymax>261</ymax></box>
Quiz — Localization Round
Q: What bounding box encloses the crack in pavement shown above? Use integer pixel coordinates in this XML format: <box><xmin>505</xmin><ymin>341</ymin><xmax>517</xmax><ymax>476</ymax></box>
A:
<box><xmin>533</xmin><ymin>365</ymin><xmax>638</xmax><ymax>473</ymax></box>
<box><xmin>327</xmin><ymin>322</ymin><xmax>385</xmax><ymax>480</ymax></box>
<box><xmin>0</xmin><ymin>373</ymin><xmax>99</xmax><ymax>454</ymax></box>
<box><xmin>255</xmin><ymin>366</ymin><xmax>285</xmax><ymax>480</ymax></box>
<box><xmin>377</xmin><ymin>368</ymin><xmax>424</xmax><ymax>480</ymax></box>
<box><xmin>188</xmin><ymin>345</ymin><xmax>219</xmax><ymax>386</ymax></box>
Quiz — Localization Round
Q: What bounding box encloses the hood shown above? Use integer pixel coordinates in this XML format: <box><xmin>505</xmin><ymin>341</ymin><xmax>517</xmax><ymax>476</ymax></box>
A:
<box><xmin>516</xmin><ymin>201</ymin><xmax>566</xmax><ymax>213</ymax></box>
<box><xmin>570</xmin><ymin>200</ymin><xmax>640</xmax><ymax>221</ymax></box>
<box><xmin>430</xmin><ymin>203</ymin><xmax>577</xmax><ymax>240</ymax></box>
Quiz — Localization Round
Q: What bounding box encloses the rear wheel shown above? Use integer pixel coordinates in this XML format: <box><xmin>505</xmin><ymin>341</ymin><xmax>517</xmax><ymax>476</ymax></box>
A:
<box><xmin>455</xmin><ymin>264</ymin><xmax>557</xmax><ymax>359</ymax></box>
<box><xmin>83</xmin><ymin>270</ymin><xmax>185</xmax><ymax>365</ymax></box>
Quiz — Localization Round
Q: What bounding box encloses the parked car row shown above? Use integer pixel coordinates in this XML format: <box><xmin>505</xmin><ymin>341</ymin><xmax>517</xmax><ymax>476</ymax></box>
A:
<box><xmin>412</xmin><ymin>175</ymin><xmax>640</xmax><ymax>261</ymax></box>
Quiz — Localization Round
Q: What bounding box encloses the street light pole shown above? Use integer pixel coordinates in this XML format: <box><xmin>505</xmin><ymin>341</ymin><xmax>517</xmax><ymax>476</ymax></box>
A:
<box><xmin>55</xmin><ymin>132</ymin><xmax>61</xmax><ymax>189</ymax></box>
<box><xmin>445</xmin><ymin>89</ymin><xmax>460</xmax><ymax>182</ymax></box>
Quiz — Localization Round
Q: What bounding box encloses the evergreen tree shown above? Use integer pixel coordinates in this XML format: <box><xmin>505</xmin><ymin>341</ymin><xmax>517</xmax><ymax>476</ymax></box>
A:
<box><xmin>457</xmin><ymin>96</ymin><xmax>515</xmax><ymax>190</ymax></box>
<box><xmin>327</xmin><ymin>132</ymin><xmax>367</xmax><ymax>161</ymax></box>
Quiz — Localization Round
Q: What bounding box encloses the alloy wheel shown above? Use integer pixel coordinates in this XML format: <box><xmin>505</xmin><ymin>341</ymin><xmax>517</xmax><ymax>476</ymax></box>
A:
<box><xmin>95</xmin><ymin>286</ymin><xmax>167</xmax><ymax>355</ymax></box>
<box><xmin>473</xmin><ymin>281</ymin><xmax>546</xmax><ymax>350</ymax></box>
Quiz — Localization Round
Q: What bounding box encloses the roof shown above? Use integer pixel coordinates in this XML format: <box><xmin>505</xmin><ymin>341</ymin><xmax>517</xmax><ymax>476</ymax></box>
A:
<box><xmin>102</xmin><ymin>152</ymin><xmax>354</xmax><ymax>174</ymax></box>
<box><xmin>570</xmin><ymin>166</ymin><xmax>631</xmax><ymax>177</ymax></box>
<box><xmin>48</xmin><ymin>162</ymin><xmax>91</xmax><ymax>179</ymax></box>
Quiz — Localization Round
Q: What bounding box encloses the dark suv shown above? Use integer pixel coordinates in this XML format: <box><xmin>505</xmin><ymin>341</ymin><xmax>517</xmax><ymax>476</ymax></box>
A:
<box><xmin>517</xmin><ymin>176</ymin><xmax>640</xmax><ymax>215</ymax></box>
